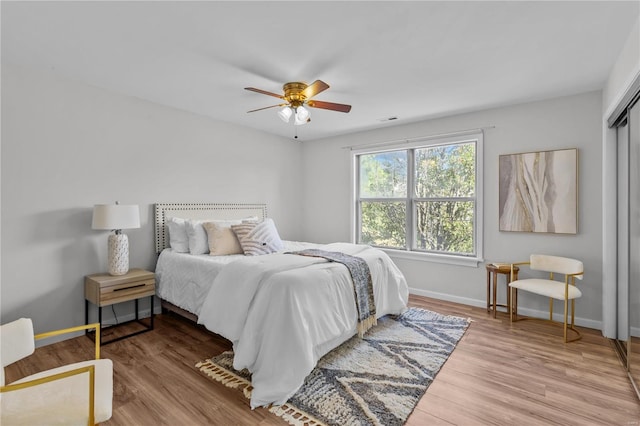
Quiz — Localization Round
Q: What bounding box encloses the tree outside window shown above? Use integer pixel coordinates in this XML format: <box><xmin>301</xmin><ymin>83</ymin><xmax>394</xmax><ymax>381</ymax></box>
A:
<box><xmin>356</xmin><ymin>136</ymin><xmax>480</xmax><ymax>258</ymax></box>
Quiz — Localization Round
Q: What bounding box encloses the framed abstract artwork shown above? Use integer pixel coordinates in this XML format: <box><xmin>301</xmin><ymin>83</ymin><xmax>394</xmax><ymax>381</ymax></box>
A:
<box><xmin>499</xmin><ymin>148</ymin><xmax>578</xmax><ymax>234</ymax></box>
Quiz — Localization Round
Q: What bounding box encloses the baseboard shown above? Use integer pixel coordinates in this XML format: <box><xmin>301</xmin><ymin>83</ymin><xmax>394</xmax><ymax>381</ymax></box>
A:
<box><xmin>409</xmin><ymin>287</ymin><xmax>603</xmax><ymax>331</ymax></box>
<box><xmin>105</xmin><ymin>290</ymin><xmax>606</xmax><ymax>333</ymax></box>
<box><xmin>409</xmin><ymin>287</ymin><xmax>487</xmax><ymax>308</ymax></box>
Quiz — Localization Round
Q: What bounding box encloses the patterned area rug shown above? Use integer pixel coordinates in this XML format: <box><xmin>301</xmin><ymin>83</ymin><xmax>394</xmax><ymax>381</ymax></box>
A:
<box><xmin>196</xmin><ymin>307</ymin><xmax>470</xmax><ymax>426</ymax></box>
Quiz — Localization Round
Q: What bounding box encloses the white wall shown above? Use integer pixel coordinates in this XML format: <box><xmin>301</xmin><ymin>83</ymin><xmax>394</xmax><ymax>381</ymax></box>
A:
<box><xmin>302</xmin><ymin>91</ymin><xmax>604</xmax><ymax>328</ymax></box>
<box><xmin>603</xmin><ymin>16</ymin><xmax>640</xmax><ymax>115</ymax></box>
<box><xmin>0</xmin><ymin>64</ymin><xmax>303</xmax><ymax>333</ymax></box>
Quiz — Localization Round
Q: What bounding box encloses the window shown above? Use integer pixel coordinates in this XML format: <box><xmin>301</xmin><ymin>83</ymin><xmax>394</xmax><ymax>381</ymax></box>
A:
<box><xmin>353</xmin><ymin>132</ymin><xmax>483</xmax><ymax>265</ymax></box>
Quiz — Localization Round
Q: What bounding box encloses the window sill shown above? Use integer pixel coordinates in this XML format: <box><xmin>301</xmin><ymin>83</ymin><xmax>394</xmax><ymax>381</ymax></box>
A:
<box><xmin>382</xmin><ymin>248</ymin><xmax>483</xmax><ymax>268</ymax></box>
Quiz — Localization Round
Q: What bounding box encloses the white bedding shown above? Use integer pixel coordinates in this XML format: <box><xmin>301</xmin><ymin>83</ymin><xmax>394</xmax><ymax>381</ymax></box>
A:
<box><xmin>196</xmin><ymin>242</ymin><xmax>408</xmax><ymax>408</ymax></box>
<box><xmin>155</xmin><ymin>241</ymin><xmax>408</xmax><ymax>408</ymax></box>
<box><xmin>155</xmin><ymin>241</ymin><xmax>315</xmax><ymax>315</ymax></box>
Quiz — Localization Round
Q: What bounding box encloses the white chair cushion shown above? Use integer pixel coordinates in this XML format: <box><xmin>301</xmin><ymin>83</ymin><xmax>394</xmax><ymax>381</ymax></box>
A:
<box><xmin>530</xmin><ymin>254</ymin><xmax>584</xmax><ymax>279</ymax></box>
<box><xmin>1</xmin><ymin>359</ymin><xmax>113</xmax><ymax>425</ymax></box>
<box><xmin>1</xmin><ymin>318</ymin><xmax>35</xmax><ymax>387</ymax></box>
<box><xmin>1</xmin><ymin>318</ymin><xmax>35</xmax><ymax>369</ymax></box>
<box><xmin>510</xmin><ymin>278</ymin><xmax>582</xmax><ymax>300</ymax></box>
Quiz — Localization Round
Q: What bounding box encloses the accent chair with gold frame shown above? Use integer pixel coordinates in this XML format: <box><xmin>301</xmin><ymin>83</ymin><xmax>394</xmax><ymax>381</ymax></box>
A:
<box><xmin>0</xmin><ymin>318</ymin><xmax>113</xmax><ymax>425</ymax></box>
<box><xmin>509</xmin><ymin>254</ymin><xmax>584</xmax><ymax>343</ymax></box>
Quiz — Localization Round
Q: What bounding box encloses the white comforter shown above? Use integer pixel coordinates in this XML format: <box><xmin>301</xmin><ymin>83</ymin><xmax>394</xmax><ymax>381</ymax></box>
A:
<box><xmin>197</xmin><ymin>242</ymin><xmax>408</xmax><ymax>408</ymax></box>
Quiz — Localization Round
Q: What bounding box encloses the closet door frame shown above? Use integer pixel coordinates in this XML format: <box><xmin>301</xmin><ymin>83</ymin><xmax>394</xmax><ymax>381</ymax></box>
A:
<box><xmin>607</xmin><ymin>83</ymin><xmax>640</xmax><ymax>400</ymax></box>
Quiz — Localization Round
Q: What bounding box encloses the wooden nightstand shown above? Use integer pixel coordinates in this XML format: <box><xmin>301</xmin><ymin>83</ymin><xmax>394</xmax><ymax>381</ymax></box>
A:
<box><xmin>85</xmin><ymin>268</ymin><xmax>155</xmax><ymax>344</ymax></box>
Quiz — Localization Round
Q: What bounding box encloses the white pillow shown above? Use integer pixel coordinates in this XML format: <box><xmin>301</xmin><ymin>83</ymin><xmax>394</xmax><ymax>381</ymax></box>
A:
<box><xmin>231</xmin><ymin>218</ymin><xmax>284</xmax><ymax>256</ymax></box>
<box><xmin>185</xmin><ymin>219</ymin><xmax>211</xmax><ymax>255</ymax></box>
<box><xmin>202</xmin><ymin>220</ymin><xmax>243</xmax><ymax>256</ymax></box>
<box><xmin>166</xmin><ymin>217</ymin><xmax>189</xmax><ymax>253</ymax></box>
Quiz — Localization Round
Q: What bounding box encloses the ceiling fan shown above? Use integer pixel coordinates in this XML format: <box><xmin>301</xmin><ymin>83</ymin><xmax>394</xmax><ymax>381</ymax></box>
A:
<box><xmin>245</xmin><ymin>80</ymin><xmax>351</xmax><ymax>126</ymax></box>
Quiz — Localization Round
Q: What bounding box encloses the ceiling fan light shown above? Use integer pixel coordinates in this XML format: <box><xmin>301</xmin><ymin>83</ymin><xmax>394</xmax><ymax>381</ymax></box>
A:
<box><xmin>294</xmin><ymin>106</ymin><xmax>310</xmax><ymax>125</ymax></box>
<box><xmin>278</xmin><ymin>106</ymin><xmax>292</xmax><ymax>123</ymax></box>
<box><xmin>296</xmin><ymin>106</ymin><xmax>310</xmax><ymax>121</ymax></box>
<box><xmin>294</xmin><ymin>114</ymin><xmax>308</xmax><ymax>126</ymax></box>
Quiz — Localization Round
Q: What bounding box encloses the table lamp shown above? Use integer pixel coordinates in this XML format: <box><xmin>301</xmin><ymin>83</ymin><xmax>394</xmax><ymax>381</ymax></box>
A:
<box><xmin>92</xmin><ymin>202</ymin><xmax>140</xmax><ymax>275</ymax></box>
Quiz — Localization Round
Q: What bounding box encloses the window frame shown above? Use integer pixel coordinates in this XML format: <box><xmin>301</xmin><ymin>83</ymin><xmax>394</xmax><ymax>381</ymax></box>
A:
<box><xmin>351</xmin><ymin>131</ymin><xmax>484</xmax><ymax>267</ymax></box>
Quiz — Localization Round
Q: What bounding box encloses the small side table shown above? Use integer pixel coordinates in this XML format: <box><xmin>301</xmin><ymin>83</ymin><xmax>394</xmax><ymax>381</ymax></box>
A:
<box><xmin>85</xmin><ymin>268</ymin><xmax>155</xmax><ymax>345</ymax></box>
<box><xmin>485</xmin><ymin>263</ymin><xmax>519</xmax><ymax>318</ymax></box>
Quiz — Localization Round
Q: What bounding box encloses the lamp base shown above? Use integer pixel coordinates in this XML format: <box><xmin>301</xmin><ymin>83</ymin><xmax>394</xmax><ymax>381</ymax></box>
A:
<box><xmin>108</xmin><ymin>234</ymin><xmax>130</xmax><ymax>276</ymax></box>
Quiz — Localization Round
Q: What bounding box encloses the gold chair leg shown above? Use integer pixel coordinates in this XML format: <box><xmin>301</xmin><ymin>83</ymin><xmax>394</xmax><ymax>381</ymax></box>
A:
<box><xmin>510</xmin><ymin>287</ymin><xmax>518</xmax><ymax>322</ymax></box>
<box><xmin>549</xmin><ymin>298</ymin><xmax>553</xmax><ymax>321</ymax></box>
<box><xmin>563</xmin><ymin>297</ymin><xmax>569</xmax><ymax>343</ymax></box>
<box><xmin>509</xmin><ymin>287</ymin><xmax>513</xmax><ymax>322</ymax></box>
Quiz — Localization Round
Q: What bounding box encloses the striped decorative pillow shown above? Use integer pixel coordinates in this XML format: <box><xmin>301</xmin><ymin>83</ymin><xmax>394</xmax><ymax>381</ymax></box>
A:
<box><xmin>231</xmin><ymin>218</ymin><xmax>284</xmax><ymax>256</ymax></box>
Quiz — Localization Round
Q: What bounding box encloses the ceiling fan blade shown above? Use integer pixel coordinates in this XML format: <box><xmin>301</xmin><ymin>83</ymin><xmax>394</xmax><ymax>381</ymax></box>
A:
<box><xmin>307</xmin><ymin>100</ymin><xmax>352</xmax><ymax>113</ymax></box>
<box><xmin>247</xmin><ymin>104</ymin><xmax>286</xmax><ymax>113</ymax></box>
<box><xmin>301</xmin><ymin>80</ymin><xmax>330</xmax><ymax>99</ymax></box>
<box><xmin>245</xmin><ymin>87</ymin><xmax>285</xmax><ymax>100</ymax></box>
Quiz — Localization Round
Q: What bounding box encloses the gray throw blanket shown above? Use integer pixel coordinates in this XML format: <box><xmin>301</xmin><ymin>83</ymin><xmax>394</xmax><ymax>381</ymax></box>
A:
<box><xmin>287</xmin><ymin>249</ymin><xmax>377</xmax><ymax>337</ymax></box>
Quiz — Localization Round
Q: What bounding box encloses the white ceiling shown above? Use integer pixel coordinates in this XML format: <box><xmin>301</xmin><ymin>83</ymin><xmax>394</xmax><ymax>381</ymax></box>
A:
<box><xmin>2</xmin><ymin>1</ymin><xmax>639</xmax><ymax>141</ymax></box>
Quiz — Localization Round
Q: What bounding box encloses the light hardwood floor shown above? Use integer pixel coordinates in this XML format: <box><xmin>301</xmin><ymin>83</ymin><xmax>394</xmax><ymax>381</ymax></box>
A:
<box><xmin>5</xmin><ymin>295</ymin><xmax>640</xmax><ymax>425</ymax></box>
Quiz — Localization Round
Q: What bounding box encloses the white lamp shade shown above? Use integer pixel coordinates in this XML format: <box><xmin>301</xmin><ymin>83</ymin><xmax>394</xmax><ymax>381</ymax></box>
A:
<box><xmin>296</xmin><ymin>106</ymin><xmax>309</xmax><ymax>120</ymax></box>
<box><xmin>294</xmin><ymin>106</ymin><xmax>310</xmax><ymax>125</ymax></box>
<box><xmin>277</xmin><ymin>106</ymin><xmax>292</xmax><ymax>123</ymax></box>
<box><xmin>92</xmin><ymin>204</ymin><xmax>140</xmax><ymax>231</ymax></box>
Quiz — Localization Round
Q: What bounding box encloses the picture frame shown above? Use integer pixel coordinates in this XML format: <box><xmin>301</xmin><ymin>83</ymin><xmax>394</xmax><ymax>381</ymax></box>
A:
<box><xmin>499</xmin><ymin>148</ymin><xmax>578</xmax><ymax>234</ymax></box>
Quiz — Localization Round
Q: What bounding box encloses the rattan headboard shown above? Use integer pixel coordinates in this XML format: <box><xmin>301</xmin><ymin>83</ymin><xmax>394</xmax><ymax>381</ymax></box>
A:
<box><xmin>154</xmin><ymin>203</ymin><xmax>267</xmax><ymax>253</ymax></box>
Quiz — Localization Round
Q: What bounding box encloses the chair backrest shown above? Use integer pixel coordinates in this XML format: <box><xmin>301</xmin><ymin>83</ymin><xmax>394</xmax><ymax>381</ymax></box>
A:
<box><xmin>530</xmin><ymin>254</ymin><xmax>584</xmax><ymax>280</ymax></box>
<box><xmin>0</xmin><ymin>318</ymin><xmax>35</xmax><ymax>386</ymax></box>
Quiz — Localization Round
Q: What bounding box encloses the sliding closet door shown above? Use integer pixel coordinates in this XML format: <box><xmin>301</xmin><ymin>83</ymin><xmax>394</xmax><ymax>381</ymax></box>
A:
<box><xmin>618</xmin><ymin>122</ymin><xmax>630</xmax><ymax>341</ymax></box>
<box><xmin>629</xmin><ymin>99</ymin><xmax>640</xmax><ymax>389</ymax></box>
<box><xmin>608</xmin><ymin>71</ymin><xmax>640</xmax><ymax>398</ymax></box>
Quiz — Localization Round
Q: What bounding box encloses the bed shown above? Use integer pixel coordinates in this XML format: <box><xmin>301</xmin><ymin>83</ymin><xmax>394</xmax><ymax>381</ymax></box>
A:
<box><xmin>154</xmin><ymin>203</ymin><xmax>409</xmax><ymax>408</ymax></box>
